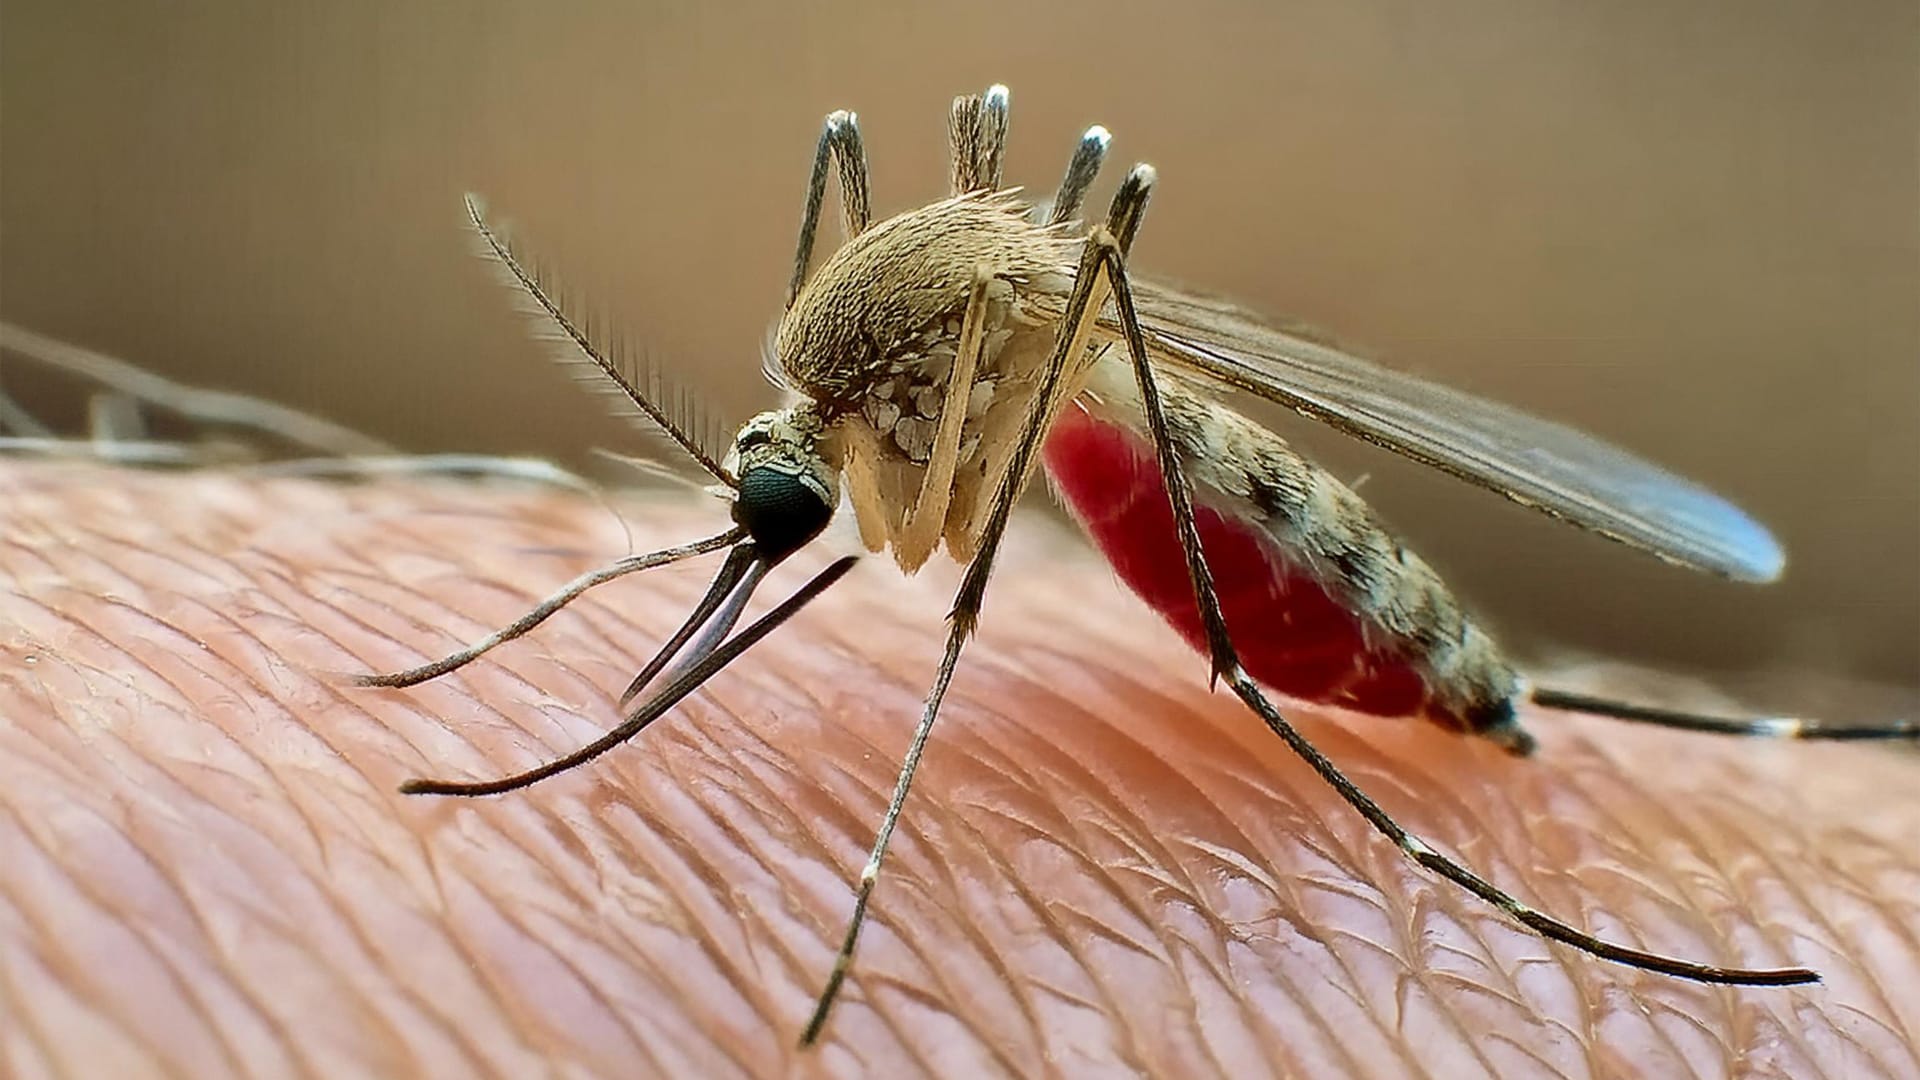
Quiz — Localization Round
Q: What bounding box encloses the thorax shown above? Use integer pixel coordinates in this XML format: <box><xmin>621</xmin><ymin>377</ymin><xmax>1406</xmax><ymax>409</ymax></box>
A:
<box><xmin>772</xmin><ymin>193</ymin><xmax>1080</xmax><ymax>569</ymax></box>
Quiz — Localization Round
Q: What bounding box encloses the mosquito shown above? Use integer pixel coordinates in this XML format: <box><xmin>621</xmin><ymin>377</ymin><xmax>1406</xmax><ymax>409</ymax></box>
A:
<box><xmin>354</xmin><ymin>85</ymin><xmax>1916</xmax><ymax>1045</ymax></box>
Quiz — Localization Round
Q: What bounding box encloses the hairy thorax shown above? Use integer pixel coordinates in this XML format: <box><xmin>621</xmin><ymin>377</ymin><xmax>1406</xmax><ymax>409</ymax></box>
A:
<box><xmin>773</xmin><ymin>193</ymin><xmax>1079</xmax><ymax>570</ymax></box>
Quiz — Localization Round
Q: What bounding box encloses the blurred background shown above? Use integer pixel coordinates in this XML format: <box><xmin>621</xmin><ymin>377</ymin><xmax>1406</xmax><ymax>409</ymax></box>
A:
<box><xmin>3</xmin><ymin>1</ymin><xmax>1915</xmax><ymax>700</ymax></box>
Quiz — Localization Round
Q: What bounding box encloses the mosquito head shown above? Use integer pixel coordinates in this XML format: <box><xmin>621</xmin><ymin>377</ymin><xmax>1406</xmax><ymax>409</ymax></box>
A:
<box><xmin>726</xmin><ymin>406</ymin><xmax>840</xmax><ymax>560</ymax></box>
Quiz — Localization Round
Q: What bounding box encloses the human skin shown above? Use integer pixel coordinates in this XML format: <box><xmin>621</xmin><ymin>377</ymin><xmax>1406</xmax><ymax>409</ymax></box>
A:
<box><xmin>2</xmin><ymin>460</ymin><xmax>1916</xmax><ymax>1079</ymax></box>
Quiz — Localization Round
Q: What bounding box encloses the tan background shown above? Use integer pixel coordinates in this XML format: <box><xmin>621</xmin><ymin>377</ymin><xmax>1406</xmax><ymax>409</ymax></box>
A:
<box><xmin>3</xmin><ymin>1</ymin><xmax>1915</xmax><ymax>696</ymax></box>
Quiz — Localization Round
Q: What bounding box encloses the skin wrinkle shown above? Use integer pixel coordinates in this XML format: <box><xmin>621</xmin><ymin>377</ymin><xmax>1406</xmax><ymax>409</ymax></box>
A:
<box><xmin>1098</xmin><ymin>807</ymin><xmax>1336</xmax><ymax>1060</ymax></box>
<box><xmin>395</xmin><ymin>868</ymin><xmax>537</xmax><ymax>1076</ymax></box>
<box><xmin>956</xmin><ymin>690</ymin><xmax>1200</xmax><ymax>965</ymax></box>
<box><xmin>682</xmin><ymin>766</ymin><xmax>859</xmax><ymax>1010</ymax></box>
<box><xmin>131</xmin><ymin>940</ymin><xmax>318</xmax><ymax>1080</ymax></box>
<box><xmin>1453</xmin><ymin>755</ymin><xmax>1635</xmax><ymax>1052</ymax></box>
<box><xmin>77</xmin><ymin>798</ymin><xmax>290</xmax><ymax>1080</ymax></box>
<box><xmin>804</xmin><ymin>789</ymin><xmax>1024</xmax><ymax>1048</ymax></box>
<box><xmin>1389</xmin><ymin>922</ymin><xmax>1510</xmax><ymax>1078</ymax></box>
<box><xmin>1207</xmin><ymin>723</ymin><xmax>1584</xmax><ymax>1078</ymax></box>
<box><xmin>435</xmin><ymin>868</ymin><xmax>658</xmax><ymax>1079</ymax></box>
<box><xmin>144</xmin><ymin>793</ymin><xmax>415</xmax><ymax>1077</ymax></box>
<box><xmin>1326</xmin><ymin>731</ymin><xmax>1548</xmax><ymax>1066</ymax></box>
<box><xmin>512</xmin><ymin>904</ymin><xmax>685</xmax><ymax>1079</ymax></box>
<box><xmin>1027</xmin><ymin>672</ymin><xmax>1406</xmax><ymax>1076</ymax></box>
<box><xmin>1477</xmin><ymin>748</ymin><xmax>1592</xmax><ymax>1023</ymax></box>
<box><xmin>619</xmin><ymin>725</ymin><xmax>887</xmax><ymax>1073</ymax></box>
<box><xmin>889</xmin><ymin>817</ymin><xmax>1051</xmax><ymax>1062</ymax></box>
<box><xmin>0</xmin><ymin>891</ymin><xmax>129</xmax><ymax>1080</ymax></box>
<box><xmin>1199</xmin><ymin>948</ymin><xmax>1301</xmax><ymax>1080</ymax></box>
<box><xmin>42</xmin><ymin>678</ymin><xmax>356</xmax><ymax>984</ymax></box>
<box><xmin>1008</xmin><ymin>653</ymin><xmax>1283</xmax><ymax>919</ymax></box>
<box><xmin>878</xmin><ymin>900</ymin><xmax>1032</xmax><ymax>1080</ymax></box>
<box><xmin>0</xmin><ymin>668</ymin><xmax>99</xmax><ymax>795</ymax></box>
<box><xmin>1574</xmin><ymin>787</ymin><xmax>1766</xmax><ymax>991</ymax></box>
<box><xmin>989</xmin><ymin>663</ymin><xmax>1214</xmax><ymax>897</ymax></box>
<box><xmin>654</xmin><ymin>905</ymin><xmax>784</xmax><ymax>1074</ymax></box>
<box><xmin>1740</xmin><ymin>813</ymin><xmax>1910</xmax><ymax>1042</ymax></box>
<box><xmin>892</xmin><ymin>798</ymin><xmax>1054</xmax><ymax>1072</ymax></box>
<box><xmin>1813</xmin><ymin>851</ymin><xmax>1920</xmax><ymax>1061</ymax></box>
<box><xmin>0</xmin><ymin>916</ymin><xmax>63</xmax><ymax>1079</ymax></box>
<box><xmin>4</xmin><ymin>461</ymin><xmax>1919</xmax><ymax>1078</ymax></box>
<box><xmin>312</xmin><ymin>567</ymin><xmax>561</xmax><ymax>690</ymax></box>
<box><xmin>1701</xmin><ymin>811</ymin><xmax>1908</xmax><ymax>1079</ymax></box>
<box><xmin>1446</xmin><ymin>756</ymin><xmax>1613</xmax><ymax>1063</ymax></box>
<box><xmin>952</xmin><ymin>801</ymin><xmax>1124</xmax><ymax>1031</ymax></box>
<box><xmin>450</xmin><ymin>815</ymin><xmax>663</xmax><ymax>1078</ymax></box>
<box><xmin>67</xmin><ymin>519</ymin><xmax>236</xmax><ymax>598</ymax></box>
<box><xmin>946</xmin><ymin>817</ymin><xmax>1116</xmax><ymax>1062</ymax></box>
<box><xmin>1260</xmin><ymin>757</ymin><xmax>1473</xmax><ymax>1050</ymax></box>
<box><xmin>866</xmin><ymin>980</ymin><xmax>998</xmax><ymax>1080</ymax></box>
<box><xmin>133</xmin><ymin>530</ymin><xmax>833</xmax><ymax>1068</ymax></box>
<box><xmin>1167</xmin><ymin>951</ymin><xmax>1259</xmax><ymax>1080</ymax></box>
<box><xmin>487</xmin><ymin>768</ymin><xmax>660</xmax><ymax>922</ymax></box>
<box><xmin>1210</xmin><ymin>802</ymin><xmax>1422</xmax><ymax>1068</ymax></box>
<box><xmin>90</xmin><ymin>593</ymin><xmax>365</xmax><ymax>801</ymax></box>
<box><xmin>653</xmin><ymin>747</ymin><xmax>836</xmax><ymax>1050</ymax></box>
<box><xmin>1554</xmin><ymin>744</ymin><xmax>1814</xmax><ymax>1068</ymax></box>
<box><xmin>838</xmin><ymin>825</ymin><xmax>988</xmax><ymax>1048</ymax></box>
<box><xmin>962</xmin><ymin>681</ymin><xmax>1278</xmax><ymax>1062</ymax></box>
<box><xmin>976</xmin><ymin>795</ymin><xmax>1171</xmax><ymax>971</ymax></box>
<box><xmin>155</xmin><ymin>607</ymin><xmax>533</xmax><ymax>1080</ymax></box>
<box><xmin>1480</xmin><ymin>1033</ymin><xmax>1570</xmax><ymax>1080</ymax></box>
<box><xmin>0</xmin><ymin>798</ymin><xmax>232</xmax><ymax>1080</ymax></box>
<box><xmin>1575</xmin><ymin>744</ymin><xmax>1781</xmax><ymax>954</ymax></box>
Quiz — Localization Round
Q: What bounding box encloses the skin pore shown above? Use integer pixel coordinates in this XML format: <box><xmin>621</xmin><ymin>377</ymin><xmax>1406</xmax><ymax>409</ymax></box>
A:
<box><xmin>2</xmin><ymin>459</ymin><xmax>1916</xmax><ymax>1079</ymax></box>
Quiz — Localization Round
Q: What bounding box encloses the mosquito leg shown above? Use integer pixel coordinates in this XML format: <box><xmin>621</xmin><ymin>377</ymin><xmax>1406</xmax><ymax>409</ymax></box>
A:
<box><xmin>947</xmin><ymin>94</ymin><xmax>979</xmax><ymax>194</ymax></box>
<box><xmin>947</xmin><ymin>84</ymin><xmax>1010</xmax><ymax>195</ymax></box>
<box><xmin>1090</xmin><ymin>177</ymin><xmax>1821</xmax><ymax>987</ymax></box>
<box><xmin>976</xmin><ymin>85</ymin><xmax>1009</xmax><ymax>191</ymax></box>
<box><xmin>347</xmin><ymin>527</ymin><xmax>743</xmax><ymax>688</ymax></box>
<box><xmin>894</xmin><ymin>267</ymin><xmax>993</xmax><ymax>569</ymax></box>
<box><xmin>1530</xmin><ymin>686</ymin><xmax>1918</xmax><ymax>742</ymax></box>
<box><xmin>802</xmin><ymin>222</ymin><xmax>1122</xmax><ymax>1047</ymax></box>
<box><xmin>787</xmin><ymin>110</ymin><xmax>871</xmax><ymax>309</ymax></box>
<box><xmin>1046</xmin><ymin>125</ymin><xmax>1111</xmax><ymax>227</ymax></box>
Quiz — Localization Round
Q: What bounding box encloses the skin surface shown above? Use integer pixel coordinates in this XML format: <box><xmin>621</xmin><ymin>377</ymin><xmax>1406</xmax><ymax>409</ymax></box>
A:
<box><xmin>2</xmin><ymin>459</ymin><xmax>1916</xmax><ymax>1079</ymax></box>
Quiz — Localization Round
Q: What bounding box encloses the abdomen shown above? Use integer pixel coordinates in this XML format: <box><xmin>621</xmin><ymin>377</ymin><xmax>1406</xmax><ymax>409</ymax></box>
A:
<box><xmin>1041</xmin><ymin>389</ymin><xmax>1525</xmax><ymax>746</ymax></box>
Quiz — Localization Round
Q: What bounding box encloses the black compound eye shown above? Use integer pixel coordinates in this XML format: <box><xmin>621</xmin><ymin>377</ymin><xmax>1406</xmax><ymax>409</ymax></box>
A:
<box><xmin>733</xmin><ymin>467</ymin><xmax>832</xmax><ymax>560</ymax></box>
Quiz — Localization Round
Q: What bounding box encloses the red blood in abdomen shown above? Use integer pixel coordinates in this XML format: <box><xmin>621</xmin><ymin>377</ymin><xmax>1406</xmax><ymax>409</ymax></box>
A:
<box><xmin>1042</xmin><ymin>407</ymin><xmax>1452</xmax><ymax>726</ymax></box>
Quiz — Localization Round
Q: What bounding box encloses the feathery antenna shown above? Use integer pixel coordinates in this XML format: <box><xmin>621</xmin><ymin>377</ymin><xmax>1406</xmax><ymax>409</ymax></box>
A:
<box><xmin>462</xmin><ymin>194</ymin><xmax>737</xmax><ymax>487</ymax></box>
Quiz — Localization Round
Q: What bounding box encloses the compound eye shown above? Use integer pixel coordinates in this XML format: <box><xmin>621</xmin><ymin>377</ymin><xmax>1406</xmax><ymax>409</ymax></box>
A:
<box><xmin>733</xmin><ymin>467</ymin><xmax>832</xmax><ymax>560</ymax></box>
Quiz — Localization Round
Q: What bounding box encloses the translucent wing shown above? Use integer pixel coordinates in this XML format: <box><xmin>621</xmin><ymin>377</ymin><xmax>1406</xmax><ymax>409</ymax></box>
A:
<box><xmin>1127</xmin><ymin>285</ymin><xmax>1784</xmax><ymax>583</ymax></box>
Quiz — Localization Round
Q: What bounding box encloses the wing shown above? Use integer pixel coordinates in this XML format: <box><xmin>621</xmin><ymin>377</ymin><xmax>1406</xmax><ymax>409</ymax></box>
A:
<box><xmin>1125</xmin><ymin>285</ymin><xmax>1784</xmax><ymax>583</ymax></box>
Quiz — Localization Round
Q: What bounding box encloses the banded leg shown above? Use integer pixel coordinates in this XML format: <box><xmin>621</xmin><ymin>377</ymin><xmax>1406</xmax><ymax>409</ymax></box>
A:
<box><xmin>787</xmin><ymin>110</ymin><xmax>871</xmax><ymax>309</ymax></box>
<box><xmin>801</xmin><ymin>207</ymin><xmax>1122</xmax><ymax>1047</ymax></box>
<box><xmin>1088</xmin><ymin>171</ymin><xmax>1822</xmax><ymax>988</ymax></box>
<box><xmin>1530</xmin><ymin>686</ymin><xmax>1918</xmax><ymax>741</ymax></box>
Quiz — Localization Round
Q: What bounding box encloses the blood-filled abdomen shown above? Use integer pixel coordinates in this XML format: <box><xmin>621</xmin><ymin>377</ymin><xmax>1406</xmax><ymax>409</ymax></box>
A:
<box><xmin>1042</xmin><ymin>404</ymin><xmax>1473</xmax><ymax>730</ymax></box>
